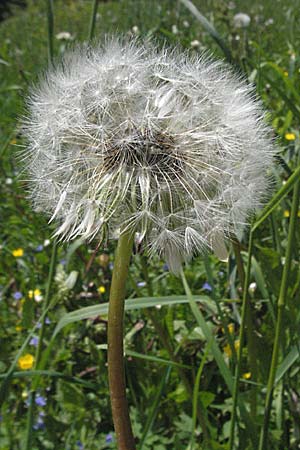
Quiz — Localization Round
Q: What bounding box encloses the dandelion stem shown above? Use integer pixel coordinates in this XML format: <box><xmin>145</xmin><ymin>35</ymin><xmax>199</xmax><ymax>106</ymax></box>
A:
<box><xmin>108</xmin><ymin>231</ymin><xmax>136</xmax><ymax>450</ymax></box>
<box><xmin>259</xmin><ymin>169</ymin><xmax>300</xmax><ymax>450</ymax></box>
<box><xmin>24</xmin><ymin>239</ymin><xmax>58</xmax><ymax>450</ymax></box>
<box><xmin>228</xmin><ymin>230</ymin><xmax>254</xmax><ymax>450</ymax></box>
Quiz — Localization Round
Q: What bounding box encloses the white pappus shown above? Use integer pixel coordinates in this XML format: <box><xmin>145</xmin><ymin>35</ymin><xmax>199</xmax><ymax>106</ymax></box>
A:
<box><xmin>22</xmin><ymin>37</ymin><xmax>276</xmax><ymax>273</ymax></box>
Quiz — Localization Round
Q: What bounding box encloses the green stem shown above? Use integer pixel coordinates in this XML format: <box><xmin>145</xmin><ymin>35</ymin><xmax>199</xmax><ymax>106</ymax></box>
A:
<box><xmin>228</xmin><ymin>230</ymin><xmax>254</xmax><ymax>450</ymax></box>
<box><xmin>108</xmin><ymin>231</ymin><xmax>136</xmax><ymax>450</ymax></box>
<box><xmin>259</xmin><ymin>171</ymin><xmax>300</xmax><ymax>450</ymax></box>
<box><xmin>45</xmin><ymin>0</ymin><xmax>54</xmax><ymax>65</ymax></box>
<box><xmin>24</xmin><ymin>239</ymin><xmax>58</xmax><ymax>450</ymax></box>
<box><xmin>232</xmin><ymin>238</ymin><xmax>258</xmax><ymax>419</ymax></box>
<box><xmin>203</xmin><ymin>255</ymin><xmax>237</xmax><ymax>363</ymax></box>
<box><xmin>88</xmin><ymin>0</ymin><xmax>99</xmax><ymax>42</ymax></box>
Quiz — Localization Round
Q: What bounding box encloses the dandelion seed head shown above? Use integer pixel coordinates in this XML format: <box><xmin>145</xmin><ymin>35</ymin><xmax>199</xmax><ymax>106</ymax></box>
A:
<box><xmin>22</xmin><ymin>37</ymin><xmax>276</xmax><ymax>273</ymax></box>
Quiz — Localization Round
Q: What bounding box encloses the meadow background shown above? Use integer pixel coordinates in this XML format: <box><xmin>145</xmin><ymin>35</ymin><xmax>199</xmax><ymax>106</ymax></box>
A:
<box><xmin>1</xmin><ymin>0</ymin><xmax>300</xmax><ymax>449</ymax></box>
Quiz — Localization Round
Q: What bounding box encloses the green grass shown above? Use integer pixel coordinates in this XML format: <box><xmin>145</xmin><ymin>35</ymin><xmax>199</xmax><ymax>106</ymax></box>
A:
<box><xmin>1</xmin><ymin>0</ymin><xmax>300</xmax><ymax>449</ymax></box>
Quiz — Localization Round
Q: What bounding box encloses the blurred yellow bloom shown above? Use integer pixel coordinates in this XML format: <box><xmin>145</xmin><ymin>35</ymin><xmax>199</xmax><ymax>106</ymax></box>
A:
<box><xmin>284</xmin><ymin>210</ymin><xmax>300</xmax><ymax>218</ymax></box>
<box><xmin>98</xmin><ymin>286</ymin><xmax>106</xmax><ymax>294</ymax></box>
<box><xmin>242</xmin><ymin>372</ymin><xmax>251</xmax><ymax>379</ymax></box>
<box><xmin>18</xmin><ymin>354</ymin><xmax>35</xmax><ymax>370</ymax></box>
<box><xmin>28</xmin><ymin>289</ymin><xmax>42</xmax><ymax>300</ymax></box>
<box><xmin>283</xmin><ymin>71</ymin><xmax>288</xmax><ymax>77</ymax></box>
<box><xmin>15</xmin><ymin>325</ymin><xmax>22</xmax><ymax>332</ymax></box>
<box><xmin>224</xmin><ymin>340</ymin><xmax>240</xmax><ymax>358</ymax></box>
<box><xmin>222</xmin><ymin>323</ymin><xmax>235</xmax><ymax>335</ymax></box>
<box><xmin>285</xmin><ymin>132</ymin><xmax>296</xmax><ymax>141</ymax></box>
<box><xmin>12</xmin><ymin>248</ymin><xmax>24</xmax><ymax>257</ymax></box>
<box><xmin>10</xmin><ymin>139</ymin><xmax>17</xmax><ymax>145</ymax></box>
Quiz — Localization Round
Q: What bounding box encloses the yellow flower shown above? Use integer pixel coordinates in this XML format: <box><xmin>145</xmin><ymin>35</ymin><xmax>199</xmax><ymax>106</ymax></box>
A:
<box><xmin>15</xmin><ymin>325</ymin><xmax>22</xmax><ymax>332</ymax></box>
<box><xmin>98</xmin><ymin>286</ymin><xmax>106</xmax><ymax>294</ymax></box>
<box><xmin>284</xmin><ymin>210</ymin><xmax>300</xmax><ymax>218</ymax></box>
<box><xmin>28</xmin><ymin>289</ymin><xmax>42</xmax><ymax>300</ymax></box>
<box><xmin>224</xmin><ymin>340</ymin><xmax>240</xmax><ymax>358</ymax></box>
<box><xmin>10</xmin><ymin>139</ymin><xmax>17</xmax><ymax>145</ymax></box>
<box><xmin>18</xmin><ymin>354</ymin><xmax>35</xmax><ymax>370</ymax></box>
<box><xmin>242</xmin><ymin>372</ymin><xmax>251</xmax><ymax>379</ymax></box>
<box><xmin>222</xmin><ymin>323</ymin><xmax>235</xmax><ymax>335</ymax></box>
<box><xmin>285</xmin><ymin>132</ymin><xmax>296</xmax><ymax>141</ymax></box>
<box><xmin>283</xmin><ymin>71</ymin><xmax>288</xmax><ymax>77</ymax></box>
<box><xmin>12</xmin><ymin>248</ymin><xmax>24</xmax><ymax>258</ymax></box>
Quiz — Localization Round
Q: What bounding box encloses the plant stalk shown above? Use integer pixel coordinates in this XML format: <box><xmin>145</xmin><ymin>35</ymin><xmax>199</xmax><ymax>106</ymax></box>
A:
<box><xmin>45</xmin><ymin>0</ymin><xmax>54</xmax><ymax>65</ymax></box>
<box><xmin>108</xmin><ymin>231</ymin><xmax>136</xmax><ymax>450</ymax></box>
<box><xmin>228</xmin><ymin>230</ymin><xmax>254</xmax><ymax>450</ymax></box>
<box><xmin>88</xmin><ymin>0</ymin><xmax>99</xmax><ymax>42</ymax></box>
<box><xmin>258</xmin><ymin>171</ymin><xmax>300</xmax><ymax>450</ymax></box>
<box><xmin>24</xmin><ymin>239</ymin><xmax>58</xmax><ymax>450</ymax></box>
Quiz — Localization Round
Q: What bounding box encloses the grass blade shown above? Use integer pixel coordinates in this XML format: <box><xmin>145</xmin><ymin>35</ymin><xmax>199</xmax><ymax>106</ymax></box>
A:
<box><xmin>53</xmin><ymin>294</ymin><xmax>212</xmax><ymax>336</ymax></box>
<box><xmin>179</xmin><ymin>0</ymin><xmax>233</xmax><ymax>63</ymax></box>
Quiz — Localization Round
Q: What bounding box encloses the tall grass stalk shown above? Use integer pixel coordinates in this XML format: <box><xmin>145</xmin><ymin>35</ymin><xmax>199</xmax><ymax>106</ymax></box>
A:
<box><xmin>88</xmin><ymin>0</ymin><xmax>99</xmax><ymax>42</ymax></box>
<box><xmin>24</xmin><ymin>239</ymin><xmax>58</xmax><ymax>450</ymax></box>
<box><xmin>45</xmin><ymin>0</ymin><xmax>54</xmax><ymax>65</ymax></box>
<box><xmin>228</xmin><ymin>230</ymin><xmax>254</xmax><ymax>450</ymax></box>
<box><xmin>259</xmin><ymin>169</ymin><xmax>300</xmax><ymax>450</ymax></box>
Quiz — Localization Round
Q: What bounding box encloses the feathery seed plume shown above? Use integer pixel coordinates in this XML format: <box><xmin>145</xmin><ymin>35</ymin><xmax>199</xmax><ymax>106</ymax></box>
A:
<box><xmin>23</xmin><ymin>37</ymin><xmax>275</xmax><ymax>273</ymax></box>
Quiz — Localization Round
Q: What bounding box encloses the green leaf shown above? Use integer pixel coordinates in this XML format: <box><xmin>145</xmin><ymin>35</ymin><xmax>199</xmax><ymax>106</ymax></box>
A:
<box><xmin>53</xmin><ymin>295</ymin><xmax>212</xmax><ymax>336</ymax></box>
<box><xmin>275</xmin><ymin>345</ymin><xmax>300</xmax><ymax>384</ymax></box>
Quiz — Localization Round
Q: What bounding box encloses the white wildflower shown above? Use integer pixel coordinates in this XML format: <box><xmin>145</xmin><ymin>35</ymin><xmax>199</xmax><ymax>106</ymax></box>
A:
<box><xmin>172</xmin><ymin>24</ymin><xmax>178</xmax><ymax>35</ymax></box>
<box><xmin>55</xmin><ymin>31</ymin><xmax>73</xmax><ymax>41</ymax></box>
<box><xmin>190</xmin><ymin>40</ymin><xmax>200</xmax><ymax>48</ymax></box>
<box><xmin>233</xmin><ymin>13</ymin><xmax>251</xmax><ymax>28</ymax></box>
<box><xmin>22</xmin><ymin>37</ymin><xmax>276</xmax><ymax>273</ymax></box>
<box><xmin>132</xmin><ymin>26</ymin><xmax>139</xmax><ymax>35</ymax></box>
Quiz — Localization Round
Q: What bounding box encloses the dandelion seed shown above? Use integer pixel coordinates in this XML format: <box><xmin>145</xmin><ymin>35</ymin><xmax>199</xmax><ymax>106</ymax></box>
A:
<box><xmin>22</xmin><ymin>37</ymin><xmax>276</xmax><ymax>274</ymax></box>
<box><xmin>233</xmin><ymin>13</ymin><xmax>251</xmax><ymax>28</ymax></box>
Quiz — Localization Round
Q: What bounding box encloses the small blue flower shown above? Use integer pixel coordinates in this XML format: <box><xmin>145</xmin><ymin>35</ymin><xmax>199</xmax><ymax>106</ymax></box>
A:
<box><xmin>29</xmin><ymin>337</ymin><xmax>39</xmax><ymax>347</ymax></box>
<box><xmin>163</xmin><ymin>263</ymin><xmax>169</xmax><ymax>271</ymax></box>
<box><xmin>35</xmin><ymin>395</ymin><xmax>47</xmax><ymax>407</ymax></box>
<box><xmin>45</xmin><ymin>317</ymin><xmax>51</xmax><ymax>325</ymax></box>
<box><xmin>35</xmin><ymin>244</ymin><xmax>44</xmax><ymax>252</ymax></box>
<box><xmin>137</xmin><ymin>281</ymin><xmax>146</xmax><ymax>288</ymax></box>
<box><xmin>202</xmin><ymin>282</ymin><xmax>212</xmax><ymax>292</ymax></box>
<box><xmin>105</xmin><ymin>433</ymin><xmax>113</xmax><ymax>443</ymax></box>
<box><xmin>13</xmin><ymin>291</ymin><xmax>23</xmax><ymax>300</ymax></box>
<box><xmin>60</xmin><ymin>259</ymin><xmax>67</xmax><ymax>266</ymax></box>
<box><xmin>76</xmin><ymin>441</ymin><xmax>84</xmax><ymax>450</ymax></box>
